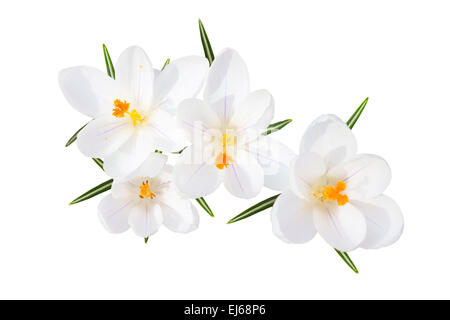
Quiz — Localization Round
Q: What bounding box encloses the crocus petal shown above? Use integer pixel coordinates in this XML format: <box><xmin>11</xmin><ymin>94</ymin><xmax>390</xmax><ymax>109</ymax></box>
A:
<box><xmin>329</xmin><ymin>154</ymin><xmax>392</xmax><ymax>200</ymax></box>
<box><xmin>352</xmin><ymin>195</ymin><xmax>404</xmax><ymax>249</ymax></box>
<box><xmin>59</xmin><ymin>66</ymin><xmax>117</xmax><ymax>118</ymax></box>
<box><xmin>103</xmin><ymin>128</ymin><xmax>154</xmax><ymax>179</ymax></box>
<box><xmin>223</xmin><ymin>151</ymin><xmax>264</xmax><ymax>199</ymax></box>
<box><xmin>204</xmin><ymin>48</ymin><xmax>250</xmax><ymax>122</ymax></box>
<box><xmin>245</xmin><ymin>136</ymin><xmax>296</xmax><ymax>191</ymax></box>
<box><xmin>128</xmin><ymin>202</ymin><xmax>164</xmax><ymax>238</ymax></box>
<box><xmin>115</xmin><ymin>46</ymin><xmax>154</xmax><ymax>108</ymax></box>
<box><xmin>77</xmin><ymin>115</ymin><xmax>133</xmax><ymax>158</ymax></box>
<box><xmin>299</xmin><ymin>114</ymin><xmax>357</xmax><ymax>169</ymax></box>
<box><xmin>231</xmin><ymin>89</ymin><xmax>274</xmax><ymax>132</ymax></box>
<box><xmin>177</xmin><ymin>98</ymin><xmax>221</xmax><ymax>143</ymax></box>
<box><xmin>153</xmin><ymin>56</ymin><xmax>209</xmax><ymax>111</ymax></box>
<box><xmin>271</xmin><ymin>190</ymin><xmax>316</xmax><ymax>243</ymax></box>
<box><xmin>160</xmin><ymin>200</ymin><xmax>199</xmax><ymax>233</ymax></box>
<box><xmin>289</xmin><ymin>153</ymin><xmax>327</xmax><ymax>198</ymax></box>
<box><xmin>146</xmin><ymin>108</ymin><xmax>186</xmax><ymax>152</ymax></box>
<box><xmin>313</xmin><ymin>203</ymin><xmax>366</xmax><ymax>252</ymax></box>
<box><xmin>98</xmin><ymin>194</ymin><xmax>134</xmax><ymax>233</ymax></box>
<box><xmin>126</xmin><ymin>152</ymin><xmax>168</xmax><ymax>179</ymax></box>
<box><xmin>173</xmin><ymin>145</ymin><xmax>222</xmax><ymax>198</ymax></box>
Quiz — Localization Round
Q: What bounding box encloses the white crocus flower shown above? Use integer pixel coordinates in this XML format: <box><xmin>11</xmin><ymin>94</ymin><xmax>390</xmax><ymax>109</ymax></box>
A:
<box><xmin>59</xmin><ymin>46</ymin><xmax>209</xmax><ymax>179</ymax></box>
<box><xmin>271</xmin><ymin>115</ymin><xmax>404</xmax><ymax>252</ymax></box>
<box><xmin>98</xmin><ymin>153</ymin><xmax>199</xmax><ymax>238</ymax></box>
<box><xmin>174</xmin><ymin>48</ymin><xmax>295</xmax><ymax>199</ymax></box>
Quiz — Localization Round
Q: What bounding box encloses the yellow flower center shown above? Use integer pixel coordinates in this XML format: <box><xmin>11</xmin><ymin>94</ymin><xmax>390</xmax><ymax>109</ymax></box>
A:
<box><xmin>215</xmin><ymin>134</ymin><xmax>235</xmax><ymax>170</ymax></box>
<box><xmin>138</xmin><ymin>180</ymin><xmax>156</xmax><ymax>199</ymax></box>
<box><xmin>112</xmin><ymin>99</ymin><xmax>144</xmax><ymax>126</ymax></box>
<box><xmin>313</xmin><ymin>180</ymin><xmax>349</xmax><ymax>206</ymax></box>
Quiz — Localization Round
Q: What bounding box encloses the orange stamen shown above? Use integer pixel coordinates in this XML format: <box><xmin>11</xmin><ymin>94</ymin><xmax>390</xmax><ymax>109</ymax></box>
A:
<box><xmin>112</xmin><ymin>99</ymin><xmax>144</xmax><ymax>126</ymax></box>
<box><xmin>313</xmin><ymin>180</ymin><xmax>349</xmax><ymax>206</ymax></box>
<box><xmin>139</xmin><ymin>180</ymin><xmax>156</xmax><ymax>199</ymax></box>
<box><xmin>215</xmin><ymin>152</ymin><xmax>233</xmax><ymax>170</ymax></box>
<box><xmin>112</xmin><ymin>99</ymin><xmax>130</xmax><ymax>117</ymax></box>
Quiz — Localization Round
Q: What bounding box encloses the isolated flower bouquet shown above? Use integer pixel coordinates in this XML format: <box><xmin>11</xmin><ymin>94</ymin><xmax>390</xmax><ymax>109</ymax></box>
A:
<box><xmin>60</xmin><ymin>20</ymin><xmax>403</xmax><ymax>272</ymax></box>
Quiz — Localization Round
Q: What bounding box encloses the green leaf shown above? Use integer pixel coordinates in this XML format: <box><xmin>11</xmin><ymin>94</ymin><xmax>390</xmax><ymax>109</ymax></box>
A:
<box><xmin>196</xmin><ymin>197</ymin><xmax>214</xmax><ymax>217</ymax></box>
<box><xmin>92</xmin><ymin>158</ymin><xmax>104</xmax><ymax>170</ymax></box>
<box><xmin>346</xmin><ymin>97</ymin><xmax>368</xmax><ymax>129</ymax></box>
<box><xmin>69</xmin><ymin>179</ymin><xmax>113</xmax><ymax>205</ymax></box>
<box><xmin>65</xmin><ymin>123</ymin><xmax>88</xmax><ymax>147</ymax></box>
<box><xmin>161</xmin><ymin>58</ymin><xmax>170</xmax><ymax>70</ymax></box>
<box><xmin>144</xmin><ymin>237</ymin><xmax>149</xmax><ymax>244</ymax></box>
<box><xmin>227</xmin><ymin>194</ymin><xmax>280</xmax><ymax>224</ymax></box>
<box><xmin>103</xmin><ymin>44</ymin><xmax>115</xmax><ymax>79</ymax></box>
<box><xmin>199</xmin><ymin>19</ymin><xmax>215</xmax><ymax>65</ymax></box>
<box><xmin>262</xmin><ymin>119</ymin><xmax>292</xmax><ymax>136</ymax></box>
<box><xmin>172</xmin><ymin>146</ymin><xmax>187</xmax><ymax>154</ymax></box>
<box><xmin>335</xmin><ymin>249</ymin><xmax>359</xmax><ymax>274</ymax></box>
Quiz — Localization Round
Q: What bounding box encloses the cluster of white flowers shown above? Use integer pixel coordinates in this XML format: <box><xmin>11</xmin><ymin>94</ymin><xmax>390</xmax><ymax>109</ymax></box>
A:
<box><xmin>59</xmin><ymin>45</ymin><xmax>403</xmax><ymax>256</ymax></box>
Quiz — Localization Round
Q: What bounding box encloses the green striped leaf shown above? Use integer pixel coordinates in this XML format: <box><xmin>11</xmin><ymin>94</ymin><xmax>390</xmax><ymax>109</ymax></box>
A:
<box><xmin>161</xmin><ymin>58</ymin><xmax>170</xmax><ymax>70</ymax></box>
<box><xmin>199</xmin><ymin>19</ymin><xmax>215</xmax><ymax>65</ymax></box>
<box><xmin>144</xmin><ymin>237</ymin><xmax>149</xmax><ymax>244</ymax></box>
<box><xmin>65</xmin><ymin>123</ymin><xmax>88</xmax><ymax>147</ymax></box>
<box><xmin>227</xmin><ymin>194</ymin><xmax>280</xmax><ymax>224</ymax></box>
<box><xmin>346</xmin><ymin>97</ymin><xmax>368</xmax><ymax>129</ymax></box>
<box><xmin>196</xmin><ymin>197</ymin><xmax>214</xmax><ymax>217</ymax></box>
<box><xmin>92</xmin><ymin>158</ymin><xmax>104</xmax><ymax>170</ymax></box>
<box><xmin>69</xmin><ymin>179</ymin><xmax>113</xmax><ymax>205</ymax></box>
<box><xmin>262</xmin><ymin>119</ymin><xmax>292</xmax><ymax>136</ymax></box>
<box><xmin>335</xmin><ymin>249</ymin><xmax>359</xmax><ymax>274</ymax></box>
<box><xmin>103</xmin><ymin>44</ymin><xmax>115</xmax><ymax>79</ymax></box>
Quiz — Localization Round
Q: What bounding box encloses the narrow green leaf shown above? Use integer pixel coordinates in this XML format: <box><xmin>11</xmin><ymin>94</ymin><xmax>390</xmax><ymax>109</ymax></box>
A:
<box><xmin>346</xmin><ymin>97</ymin><xmax>368</xmax><ymax>129</ymax></box>
<box><xmin>103</xmin><ymin>44</ymin><xmax>115</xmax><ymax>79</ymax></box>
<box><xmin>69</xmin><ymin>179</ymin><xmax>113</xmax><ymax>205</ymax></box>
<box><xmin>262</xmin><ymin>119</ymin><xmax>292</xmax><ymax>136</ymax></box>
<box><xmin>144</xmin><ymin>237</ymin><xmax>149</xmax><ymax>244</ymax></box>
<box><xmin>227</xmin><ymin>194</ymin><xmax>280</xmax><ymax>224</ymax></box>
<box><xmin>161</xmin><ymin>58</ymin><xmax>170</xmax><ymax>70</ymax></box>
<box><xmin>92</xmin><ymin>158</ymin><xmax>104</xmax><ymax>170</ymax></box>
<box><xmin>199</xmin><ymin>19</ymin><xmax>215</xmax><ymax>65</ymax></box>
<box><xmin>335</xmin><ymin>249</ymin><xmax>359</xmax><ymax>274</ymax></box>
<box><xmin>196</xmin><ymin>197</ymin><xmax>214</xmax><ymax>217</ymax></box>
<box><xmin>65</xmin><ymin>123</ymin><xmax>88</xmax><ymax>147</ymax></box>
<box><xmin>172</xmin><ymin>146</ymin><xmax>187</xmax><ymax>154</ymax></box>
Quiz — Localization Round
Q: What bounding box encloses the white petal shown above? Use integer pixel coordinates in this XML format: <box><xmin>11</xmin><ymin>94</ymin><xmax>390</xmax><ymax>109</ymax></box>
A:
<box><xmin>146</xmin><ymin>108</ymin><xmax>186</xmax><ymax>152</ymax></box>
<box><xmin>128</xmin><ymin>203</ymin><xmax>164</xmax><ymax>238</ymax></box>
<box><xmin>160</xmin><ymin>200</ymin><xmax>199</xmax><ymax>233</ymax></box>
<box><xmin>289</xmin><ymin>153</ymin><xmax>327</xmax><ymax>198</ymax></box>
<box><xmin>98</xmin><ymin>194</ymin><xmax>134</xmax><ymax>233</ymax></box>
<box><xmin>245</xmin><ymin>136</ymin><xmax>296</xmax><ymax>191</ymax></box>
<box><xmin>231</xmin><ymin>89</ymin><xmax>274</xmax><ymax>132</ymax></box>
<box><xmin>329</xmin><ymin>154</ymin><xmax>392</xmax><ymax>200</ymax></box>
<box><xmin>119</xmin><ymin>152</ymin><xmax>168</xmax><ymax>181</ymax></box>
<box><xmin>204</xmin><ymin>48</ymin><xmax>250</xmax><ymax>122</ymax></box>
<box><xmin>103</xmin><ymin>129</ymin><xmax>154</xmax><ymax>179</ymax></box>
<box><xmin>153</xmin><ymin>56</ymin><xmax>209</xmax><ymax>111</ymax></box>
<box><xmin>59</xmin><ymin>66</ymin><xmax>117</xmax><ymax>118</ymax></box>
<box><xmin>299</xmin><ymin>114</ymin><xmax>357</xmax><ymax>169</ymax></box>
<box><xmin>271</xmin><ymin>190</ymin><xmax>316</xmax><ymax>243</ymax></box>
<box><xmin>77</xmin><ymin>115</ymin><xmax>133</xmax><ymax>158</ymax></box>
<box><xmin>173</xmin><ymin>145</ymin><xmax>222</xmax><ymax>198</ymax></box>
<box><xmin>223</xmin><ymin>150</ymin><xmax>264</xmax><ymax>199</ymax></box>
<box><xmin>177</xmin><ymin>98</ymin><xmax>221</xmax><ymax>143</ymax></box>
<box><xmin>313</xmin><ymin>203</ymin><xmax>367</xmax><ymax>252</ymax></box>
<box><xmin>115</xmin><ymin>46</ymin><xmax>154</xmax><ymax>108</ymax></box>
<box><xmin>353</xmin><ymin>195</ymin><xmax>404</xmax><ymax>249</ymax></box>
<box><xmin>111</xmin><ymin>179</ymin><xmax>136</xmax><ymax>199</ymax></box>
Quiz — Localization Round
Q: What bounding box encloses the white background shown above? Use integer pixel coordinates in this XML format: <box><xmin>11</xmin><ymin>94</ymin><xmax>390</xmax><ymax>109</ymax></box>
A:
<box><xmin>0</xmin><ymin>0</ymin><xmax>448</xmax><ymax>299</ymax></box>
